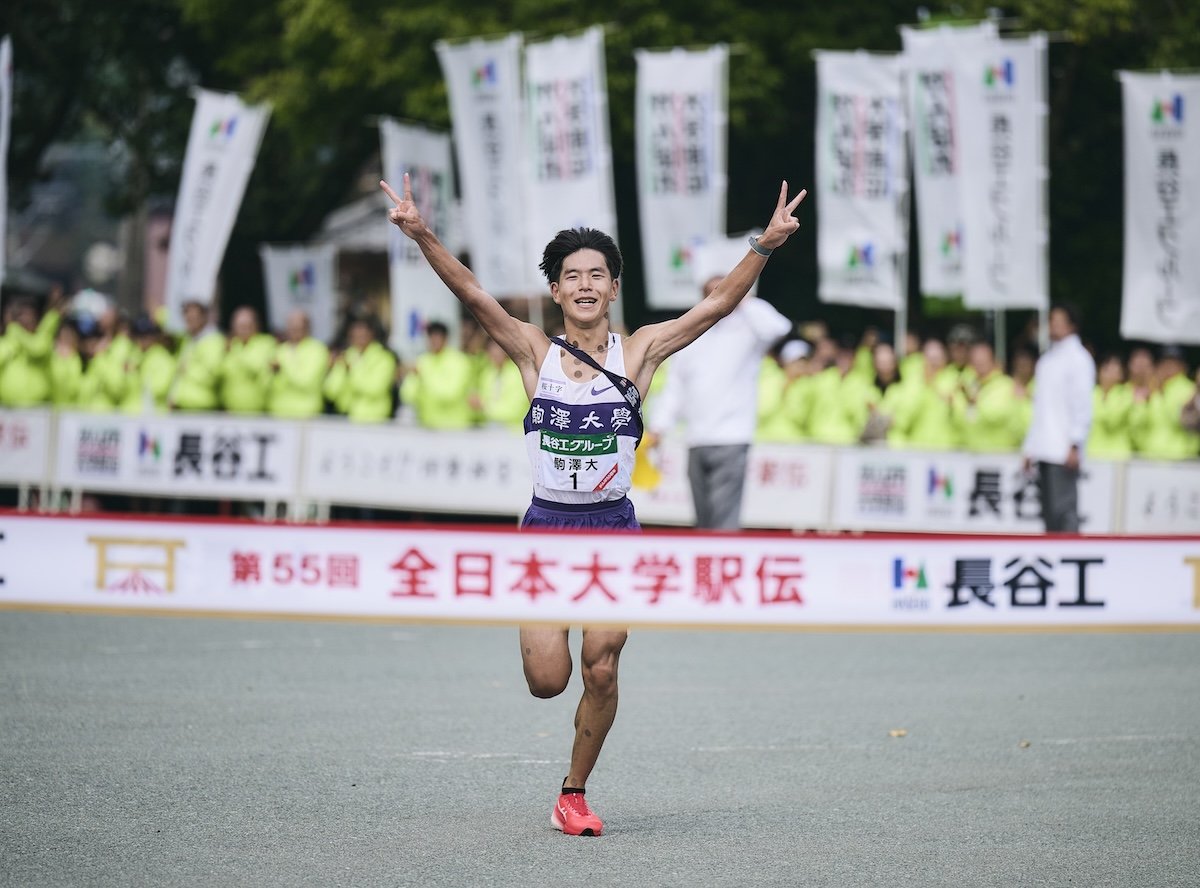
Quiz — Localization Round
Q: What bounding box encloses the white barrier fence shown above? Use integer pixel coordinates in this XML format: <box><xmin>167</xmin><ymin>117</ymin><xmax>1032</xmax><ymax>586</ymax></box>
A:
<box><xmin>4</xmin><ymin>409</ymin><xmax>1200</xmax><ymax>534</ymax></box>
<box><xmin>1</xmin><ymin>513</ymin><xmax>1197</xmax><ymax>627</ymax></box>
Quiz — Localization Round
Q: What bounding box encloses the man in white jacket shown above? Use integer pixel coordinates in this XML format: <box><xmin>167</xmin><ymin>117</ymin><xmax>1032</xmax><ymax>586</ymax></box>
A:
<box><xmin>647</xmin><ymin>238</ymin><xmax>793</xmax><ymax>529</ymax></box>
<box><xmin>1022</xmin><ymin>303</ymin><xmax>1096</xmax><ymax>532</ymax></box>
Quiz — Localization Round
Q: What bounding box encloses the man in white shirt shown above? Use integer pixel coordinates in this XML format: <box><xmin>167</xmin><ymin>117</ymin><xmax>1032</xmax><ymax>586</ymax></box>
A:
<box><xmin>1022</xmin><ymin>303</ymin><xmax>1096</xmax><ymax>532</ymax></box>
<box><xmin>647</xmin><ymin>239</ymin><xmax>793</xmax><ymax>529</ymax></box>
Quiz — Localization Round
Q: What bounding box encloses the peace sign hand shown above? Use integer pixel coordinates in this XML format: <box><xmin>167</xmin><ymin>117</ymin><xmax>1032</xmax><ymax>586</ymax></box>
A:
<box><xmin>758</xmin><ymin>181</ymin><xmax>808</xmax><ymax>250</ymax></box>
<box><xmin>380</xmin><ymin>173</ymin><xmax>426</xmax><ymax>239</ymax></box>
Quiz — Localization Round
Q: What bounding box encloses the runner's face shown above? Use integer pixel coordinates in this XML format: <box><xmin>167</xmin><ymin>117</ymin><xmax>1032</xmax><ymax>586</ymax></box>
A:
<box><xmin>551</xmin><ymin>249</ymin><xmax>616</xmax><ymax>326</ymax></box>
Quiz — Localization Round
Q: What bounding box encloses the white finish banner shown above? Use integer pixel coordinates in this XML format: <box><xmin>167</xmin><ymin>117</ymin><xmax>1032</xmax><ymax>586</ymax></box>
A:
<box><xmin>635</xmin><ymin>45</ymin><xmax>729</xmax><ymax>310</ymax></box>
<box><xmin>258</xmin><ymin>243</ymin><xmax>337</xmax><ymax>344</ymax></box>
<box><xmin>900</xmin><ymin>23</ymin><xmax>998</xmax><ymax>297</ymax></box>
<box><xmin>1119</xmin><ymin>72</ymin><xmax>1200</xmax><ymax>344</ymax></box>
<box><xmin>54</xmin><ymin>411</ymin><xmax>299</xmax><ymax>500</ymax></box>
<box><xmin>955</xmin><ymin>35</ymin><xmax>1048</xmax><ymax>309</ymax></box>
<box><xmin>379</xmin><ymin>118</ymin><xmax>459</xmax><ymax>359</ymax></box>
<box><xmin>436</xmin><ymin>34</ymin><xmax>531</xmax><ymax>297</ymax></box>
<box><xmin>164</xmin><ymin>89</ymin><xmax>270</xmax><ymax>329</ymax></box>
<box><xmin>301</xmin><ymin>421</ymin><xmax>531</xmax><ymax>515</ymax></box>
<box><xmin>0</xmin><ymin>36</ymin><xmax>11</xmax><ymax>287</ymax></box>
<box><xmin>832</xmin><ymin>448</ymin><xmax>1117</xmax><ymax>534</ymax></box>
<box><xmin>0</xmin><ymin>409</ymin><xmax>51</xmax><ymax>485</ymax></box>
<box><xmin>523</xmin><ymin>27</ymin><xmax>620</xmax><ymax>326</ymax></box>
<box><xmin>815</xmin><ymin>51</ymin><xmax>908</xmax><ymax>310</ymax></box>
<box><xmin>2</xmin><ymin>514</ymin><xmax>1197</xmax><ymax>628</ymax></box>
<box><xmin>1122</xmin><ymin>460</ymin><xmax>1200</xmax><ymax>533</ymax></box>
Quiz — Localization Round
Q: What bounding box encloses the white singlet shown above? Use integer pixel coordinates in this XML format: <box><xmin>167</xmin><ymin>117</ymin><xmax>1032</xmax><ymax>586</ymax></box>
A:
<box><xmin>523</xmin><ymin>333</ymin><xmax>639</xmax><ymax>505</ymax></box>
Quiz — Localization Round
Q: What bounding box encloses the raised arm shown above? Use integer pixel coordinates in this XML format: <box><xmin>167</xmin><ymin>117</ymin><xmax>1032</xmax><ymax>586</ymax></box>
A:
<box><xmin>629</xmin><ymin>182</ymin><xmax>807</xmax><ymax>379</ymax></box>
<box><xmin>381</xmin><ymin>176</ymin><xmax>543</xmax><ymax>372</ymax></box>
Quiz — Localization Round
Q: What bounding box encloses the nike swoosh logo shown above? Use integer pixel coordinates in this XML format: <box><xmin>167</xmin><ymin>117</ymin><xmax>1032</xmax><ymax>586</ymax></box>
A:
<box><xmin>590</xmin><ymin>384</ymin><xmax>615</xmax><ymax>396</ymax></box>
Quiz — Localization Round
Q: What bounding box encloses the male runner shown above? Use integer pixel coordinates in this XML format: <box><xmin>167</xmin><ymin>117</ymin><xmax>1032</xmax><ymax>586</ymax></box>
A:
<box><xmin>382</xmin><ymin>174</ymin><xmax>806</xmax><ymax>836</ymax></box>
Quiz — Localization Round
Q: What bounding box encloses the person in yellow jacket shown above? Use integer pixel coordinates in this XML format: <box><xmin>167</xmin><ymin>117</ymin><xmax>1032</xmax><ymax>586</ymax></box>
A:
<box><xmin>806</xmin><ymin>337</ymin><xmax>878</xmax><ymax>445</ymax></box>
<box><xmin>471</xmin><ymin>338</ymin><xmax>527</xmax><ymax>430</ymax></box>
<box><xmin>865</xmin><ymin>342</ymin><xmax>915</xmax><ymax>447</ymax></box>
<box><xmin>50</xmin><ymin>321</ymin><xmax>84</xmax><ymax>407</ymax></box>
<box><xmin>399</xmin><ymin>321</ymin><xmax>474</xmax><ymax>429</ymax></box>
<box><xmin>0</xmin><ymin>294</ymin><xmax>61</xmax><ymax>406</ymax></box>
<box><xmin>903</xmin><ymin>339</ymin><xmax>961</xmax><ymax>451</ymax></box>
<box><xmin>1009</xmin><ymin>344</ymin><xmax>1038</xmax><ymax>446</ymax></box>
<box><xmin>169</xmin><ymin>301</ymin><xmax>225</xmax><ymax>411</ymax></box>
<box><xmin>111</xmin><ymin>316</ymin><xmax>177</xmax><ymax>414</ymax></box>
<box><xmin>75</xmin><ymin>323</ymin><xmax>135</xmax><ymax>412</ymax></box>
<box><xmin>955</xmin><ymin>341</ymin><xmax>1022</xmax><ymax>452</ymax></box>
<box><xmin>1131</xmin><ymin>346</ymin><xmax>1199</xmax><ymax>459</ymax></box>
<box><xmin>220</xmin><ymin>306</ymin><xmax>276</xmax><ymax>414</ymax></box>
<box><xmin>324</xmin><ymin>316</ymin><xmax>396</xmax><ymax>422</ymax></box>
<box><xmin>756</xmin><ymin>340</ymin><xmax>812</xmax><ymax>442</ymax></box>
<box><xmin>268</xmin><ymin>310</ymin><xmax>329</xmax><ymax>419</ymax></box>
<box><xmin>1088</xmin><ymin>354</ymin><xmax>1133</xmax><ymax>459</ymax></box>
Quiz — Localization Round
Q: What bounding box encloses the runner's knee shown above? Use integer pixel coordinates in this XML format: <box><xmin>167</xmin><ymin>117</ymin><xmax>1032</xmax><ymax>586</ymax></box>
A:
<box><xmin>582</xmin><ymin>658</ymin><xmax>618</xmax><ymax>698</ymax></box>
<box><xmin>525</xmin><ymin>668</ymin><xmax>570</xmax><ymax>699</ymax></box>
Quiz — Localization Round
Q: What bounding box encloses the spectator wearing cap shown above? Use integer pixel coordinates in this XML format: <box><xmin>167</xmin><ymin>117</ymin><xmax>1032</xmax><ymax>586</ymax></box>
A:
<box><xmin>1131</xmin><ymin>346</ymin><xmax>1199</xmax><ymax>459</ymax></box>
<box><xmin>399</xmin><ymin>321</ymin><xmax>475</xmax><ymax>430</ymax></box>
<box><xmin>325</xmin><ymin>316</ymin><xmax>396</xmax><ymax>422</ymax></box>
<box><xmin>170</xmin><ymin>301</ymin><xmax>225</xmax><ymax>411</ymax></box>
<box><xmin>0</xmin><ymin>291</ymin><xmax>62</xmax><ymax>407</ymax></box>
<box><xmin>267</xmin><ymin>310</ymin><xmax>328</xmax><ymax>419</ymax></box>
<box><xmin>471</xmin><ymin>338</ymin><xmax>527</xmax><ymax>431</ymax></box>
<box><xmin>943</xmin><ymin>324</ymin><xmax>978</xmax><ymax>390</ymax></box>
<box><xmin>956</xmin><ymin>341</ymin><xmax>1021</xmax><ymax>453</ymax></box>
<box><xmin>902</xmin><ymin>338</ymin><xmax>960</xmax><ymax>451</ymax></box>
<box><xmin>220</xmin><ymin>306</ymin><xmax>277</xmax><ymax>414</ymax></box>
<box><xmin>1022</xmin><ymin>303</ymin><xmax>1096</xmax><ymax>532</ymax></box>
<box><xmin>756</xmin><ymin>338</ymin><xmax>813</xmax><ymax>443</ymax></box>
<box><xmin>50</xmin><ymin>320</ymin><xmax>84</xmax><ymax>407</ymax></box>
<box><xmin>117</xmin><ymin>315</ymin><xmax>176</xmax><ymax>414</ymax></box>
<box><xmin>1088</xmin><ymin>353</ymin><xmax>1134</xmax><ymax>460</ymax></box>
<box><xmin>646</xmin><ymin>240</ymin><xmax>793</xmax><ymax>529</ymax></box>
<box><xmin>807</xmin><ymin>334</ymin><xmax>879</xmax><ymax>445</ymax></box>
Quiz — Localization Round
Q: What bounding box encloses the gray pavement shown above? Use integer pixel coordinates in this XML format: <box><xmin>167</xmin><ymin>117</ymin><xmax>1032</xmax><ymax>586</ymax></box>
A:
<box><xmin>1</xmin><ymin>611</ymin><xmax>1198</xmax><ymax>887</ymax></box>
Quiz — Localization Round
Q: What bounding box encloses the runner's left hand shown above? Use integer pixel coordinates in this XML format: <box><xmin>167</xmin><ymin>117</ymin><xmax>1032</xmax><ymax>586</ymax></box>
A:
<box><xmin>758</xmin><ymin>181</ymin><xmax>808</xmax><ymax>249</ymax></box>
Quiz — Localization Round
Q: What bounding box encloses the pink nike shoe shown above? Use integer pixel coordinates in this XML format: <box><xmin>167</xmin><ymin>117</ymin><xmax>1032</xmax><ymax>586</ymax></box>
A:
<box><xmin>551</xmin><ymin>791</ymin><xmax>604</xmax><ymax>836</ymax></box>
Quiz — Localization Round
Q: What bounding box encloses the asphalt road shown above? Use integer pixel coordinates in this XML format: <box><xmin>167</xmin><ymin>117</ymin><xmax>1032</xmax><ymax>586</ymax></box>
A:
<box><xmin>2</xmin><ymin>612</ymin><xmax>1198</xmax><ymax>887</ymax></box>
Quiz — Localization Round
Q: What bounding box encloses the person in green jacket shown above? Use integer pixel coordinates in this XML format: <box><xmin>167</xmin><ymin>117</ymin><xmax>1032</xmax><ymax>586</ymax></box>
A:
<box><xmin>268</xmin><ymin>310</ymin><xmax>329</xmax><ymax>419</ymax></box>
<box><xmin>1009</xmin><ymin>344</ymin><xmax>1038</xmax><ymax>446</ymax></box>
<box><xmin>170</xmin><ymin>301</ymin><xmax>225</xmax><ymax>411</ymax></box>
<box><xmin>807</xmin><ymin>336</ymin><xmax>878</xmax><ymax>445</ymax></box>
<box><xmin>956</xmin><ymin>341</ymin><xmax>1022</xmax><ymax>453</ymax></box>
<box><xmin>399</xmin><ymin>320</ymin><xmax>475</xmax><ymax>430</ymax></box>
<box><xmin>324</xmin><ymin>316</ymin><xmax>397</xmax><ymax>422</ymax></box>
<box><xmin>471</xmin><ymin>338</ymin><xmax>527</xmax><ymax>431</ymax></box>
<box><xmin>0</xmin><ymin>294</ymin><xmax>61</xmax><ymax>406</ymax></box>
<box><xmin>899</xmin><ymin>330</ymin><xmax>924</xmax><ymax>384</ymax></box>
<box><xmin>50</xmin><ymin>320</ymin><xmax>84</xmax><ymax>407</ymax></box>
<box><xmin>1131</xmin><ymin>346</ymin><xmax>1199</xmax><ymax>459</ymax></box>
<box><xmin>866</xmin><ymin>341</ymin><xmax>916</xmax><ymax>447</ymax></box>
<box><xmin>220</xmin><ymin>306</ymin><xmax>277</xmax><ymax>414</ymax></box>
<box><xmin>903</xmin><ymin>339</ymin><xmax>961</xmax><ymax>451</ymax></box>
<box><xmin>756</xmin><ymin>340</ymin><xmax>812</xmax><ymax>443</ymax></box>
<box><xmin>1088</xmin><ymin>353</ymin><xmax>1133</xmax><ymax>459</ymax></box>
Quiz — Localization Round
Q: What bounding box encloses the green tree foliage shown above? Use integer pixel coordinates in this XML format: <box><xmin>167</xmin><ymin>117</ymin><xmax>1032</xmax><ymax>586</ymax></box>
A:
<box><xmin>5</xmin><ymin>0</ymin><xmax>1198</xmax><ymax>346</ymax></box>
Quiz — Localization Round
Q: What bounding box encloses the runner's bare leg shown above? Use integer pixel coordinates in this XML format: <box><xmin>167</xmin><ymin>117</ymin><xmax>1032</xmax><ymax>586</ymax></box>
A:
<box><xmin>565</xmin><ymin>628</ymin><xmax>627</xmax><ymax>788</ymax></box>
<box><xmin>520</xmin><ymin>626</ymin><xmax>572</xmax><ymax>698</ymax></box>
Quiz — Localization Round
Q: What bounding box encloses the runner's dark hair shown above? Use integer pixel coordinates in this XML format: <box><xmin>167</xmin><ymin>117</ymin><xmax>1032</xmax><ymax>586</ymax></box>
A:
<box><xmin>539</xmin><ymin>228</ymin><xmax>622</xmax><ymax>284</ymax></box>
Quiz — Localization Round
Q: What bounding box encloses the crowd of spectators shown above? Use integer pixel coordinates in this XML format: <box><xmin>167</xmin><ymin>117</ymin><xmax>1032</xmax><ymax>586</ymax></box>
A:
<box><xmin>1</xmin><ymin>289</ymin><xmax>1197</xmax><ymax>460</ymax></box>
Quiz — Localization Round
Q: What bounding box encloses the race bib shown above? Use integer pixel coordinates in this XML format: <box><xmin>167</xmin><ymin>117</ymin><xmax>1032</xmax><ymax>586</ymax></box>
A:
<box><xmin>538</xmin><ymin>430</ymin><xmax>620</xmax><ymax>492</ymax></box>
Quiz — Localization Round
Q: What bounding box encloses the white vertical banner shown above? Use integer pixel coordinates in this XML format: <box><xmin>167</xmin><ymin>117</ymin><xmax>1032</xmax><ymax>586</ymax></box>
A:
<box><xmin>815</xmin><ymin>51</ymin><xmax>908</xmax><ymax>310</ymax></box>
<box><xmin>0</xmin><ymin>36</ymin><xmax>12</xmax><ymax>287</ymax></box>
<box><xmin>435</xmin><ymin>34</ymin><xmax>530</xmax><ymax>298</ymax></box>
<box><xmin>635</xmin><ymin>45</ymin><xmax>729</xmax><ymax>311</ymax></box>
<box><xmin>164</xmin><ymin>89</ymin><xmax>270</xmax><ymax>330</ymax></box>
<box><xmin>258</xmin><ymin>243</ymin><xmax>337</xmax><ymax>344</ymax></box>
<box><xmin>899</xmin><ymin>22</ymin><xmax>998</xmax><ymax>297</ymax></box>
<box><xmin>523</xmin><ymin>27</ymin><xmax>622</xmax><ymax>327</ymax></box>
<box><xmin>955</xmin><ymin>34</ymin><xmax>1049</xmax><ymax>310</ymax></box>
<box><xmin>1119</xmin><ymin>72</ymin><xmax>1200</xmax><ymax>344</ymax></box>
<box><xmin>379</xmin><ymin>118</ymin><xmax>459</xmax><ymax>359</ymax></box>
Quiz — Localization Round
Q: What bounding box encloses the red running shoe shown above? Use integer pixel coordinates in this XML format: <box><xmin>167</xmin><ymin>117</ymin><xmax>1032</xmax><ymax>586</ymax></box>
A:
<box><xmin>551</xmin><ymin>791</ymin><xmax>604</xmax><ymax>836</ymax></box>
